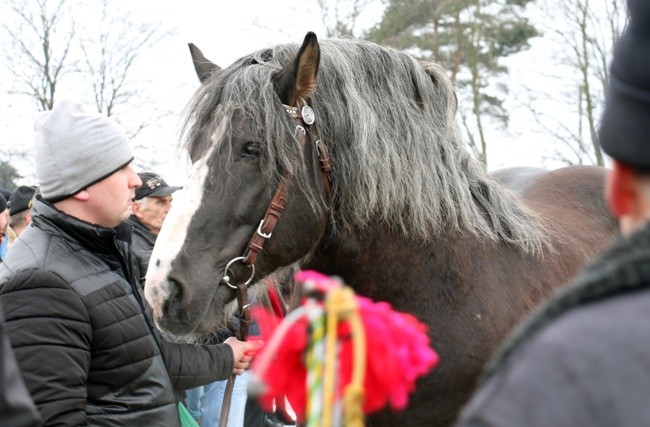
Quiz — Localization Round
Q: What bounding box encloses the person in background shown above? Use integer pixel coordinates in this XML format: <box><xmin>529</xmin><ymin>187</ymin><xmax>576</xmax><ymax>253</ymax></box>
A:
<box><xmin>0</xmin><ymin>190</ymin><xmax>10</xmax><ymax>204</ymax></box>
<box><xmin>0</xmin><ymin>192</ymin><xmax>37</xmax><ymax>422</ymax></box>
<box><xmin>129</xmin><ymin>171</ymin><xmax>180</xmax><ymax>280</ymax></box>
<box><xmin>454</xmin><ymin>1</ymin><xmax>650</xmax><ymax>425</ymax></box>
<box><xmin>9</xmin><ymin>186</ymin><xmax>37</xmax><ymax>240</ymax></box>
<box><xmin>0</xmin><ymin>193</ymin><xmax>9</xmax><ymax>260</ymax></box>
<box><xmin>0</xmin><ymin>100</ymin><xmax>262</xmax><ymax>426</ymax></box>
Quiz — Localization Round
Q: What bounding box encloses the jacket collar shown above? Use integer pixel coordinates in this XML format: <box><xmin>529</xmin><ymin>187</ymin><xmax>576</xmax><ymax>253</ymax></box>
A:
<box><xmin>31</xmin><ymin>196</ymin><xmax>133</xmax><ymax>255</ymax></box>
<box><xmin>128</xmin><ymin>215</ymin><xmax>157</xmax><ymax>244</ymax></box>
<box><xmin>481</xmin><ymin>222</ymin><xmax>649</xmax><ymax>383</ymax></box>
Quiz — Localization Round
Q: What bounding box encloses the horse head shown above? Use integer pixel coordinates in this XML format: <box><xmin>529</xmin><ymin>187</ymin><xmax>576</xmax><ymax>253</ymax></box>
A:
<box><xmin>145</xmin><ymin>33</ymin><xmax>331</xmax><ymax>336</ymax></box>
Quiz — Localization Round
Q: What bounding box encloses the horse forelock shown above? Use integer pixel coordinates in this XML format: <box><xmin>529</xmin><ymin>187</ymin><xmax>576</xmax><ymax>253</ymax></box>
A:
<box><xmin>182</xmin><ymin>49</ymin><xmax>316</xmax><ymax>198</ymax></box>
<box><xmin>182</xmin><ymin>38</ymin><xmax>549</xmax><ymax>254</ymax></box>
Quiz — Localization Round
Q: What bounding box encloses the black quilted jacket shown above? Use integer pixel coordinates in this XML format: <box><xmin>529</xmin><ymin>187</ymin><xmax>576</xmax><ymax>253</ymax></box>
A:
<box><xmin>0</xmin><ymin>198</ymin><xmax>233</xmax><ymax>426</ymax></box>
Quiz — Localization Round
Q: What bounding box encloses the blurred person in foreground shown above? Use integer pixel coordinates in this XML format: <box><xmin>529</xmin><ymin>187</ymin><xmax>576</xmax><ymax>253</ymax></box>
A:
<box><xmin>0</xmin><ymin>100</ymin><xmax>262</xmax><ymax>426</ymax></box>
<box><xmin>455</xmin><ymin>1</ymin><xmax>650</xmax><ymax>425</ymax></box>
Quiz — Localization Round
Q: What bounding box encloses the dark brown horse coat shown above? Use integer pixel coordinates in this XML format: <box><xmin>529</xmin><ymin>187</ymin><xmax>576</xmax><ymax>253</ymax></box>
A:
<box><xmin>144</xmin><ymin>33</ymin><xmax>618</xmax><ymax>426</ymax></box>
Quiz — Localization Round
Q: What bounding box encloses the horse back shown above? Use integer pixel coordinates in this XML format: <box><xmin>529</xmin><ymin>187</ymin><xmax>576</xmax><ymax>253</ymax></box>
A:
<box><xmin>492</xmin><ymin>165</ymin><xmax>619</xmax><ymax>255</ymax></box>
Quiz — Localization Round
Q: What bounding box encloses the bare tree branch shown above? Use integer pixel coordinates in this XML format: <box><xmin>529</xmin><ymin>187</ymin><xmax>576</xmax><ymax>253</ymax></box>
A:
<box><xmin>78</xmin><ymin>0</ymin><xmax>174</xmax><ymax>117</ymax></box>
<box><xmin>528</xmin><ymin>0</ymin><xmax>626</xmax><ymax>166</ymax></box>
<box><xmin>316</xmin><ymin>0</ymin><xmax>376</xmax><ymax>38</ymax></box>
<box><xmin>2</xmin><ymin>0</ymin><xmax>77</xmax><ymax>111</ymax></box>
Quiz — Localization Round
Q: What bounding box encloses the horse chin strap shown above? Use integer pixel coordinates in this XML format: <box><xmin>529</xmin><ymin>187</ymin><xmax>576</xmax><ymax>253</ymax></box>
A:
<box><xmin>217</xmin><ymin>98</ymin><xmax>332</xmax><ymax>427</ymax></box>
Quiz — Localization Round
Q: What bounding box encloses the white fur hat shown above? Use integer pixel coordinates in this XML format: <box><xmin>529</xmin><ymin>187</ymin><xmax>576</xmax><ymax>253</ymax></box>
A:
<box><xmin>34</xmin><ymin>100</ymin><xmax>134</xmax><ymax>201</ymax></box>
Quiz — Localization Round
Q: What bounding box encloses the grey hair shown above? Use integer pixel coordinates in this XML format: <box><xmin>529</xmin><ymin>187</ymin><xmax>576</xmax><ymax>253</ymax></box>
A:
<box><xmin>183</xmin><ymin>38</ymin><xmax>549</xmax><ymax>255</ymax></box>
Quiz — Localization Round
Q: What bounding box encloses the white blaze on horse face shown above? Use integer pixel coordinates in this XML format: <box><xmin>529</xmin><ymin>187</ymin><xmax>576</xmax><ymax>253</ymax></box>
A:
<box><xmin>144</xmin><ymin>146</ymin><xmax>214</xmax><ymax>318</ymax></box>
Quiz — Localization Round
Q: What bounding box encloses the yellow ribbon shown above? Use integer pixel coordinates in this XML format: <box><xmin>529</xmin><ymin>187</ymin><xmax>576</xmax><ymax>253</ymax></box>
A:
<box><xmin>321</xmin><ymin>286</ymin><xmax>366</xmax><ymax>427</ymax></box>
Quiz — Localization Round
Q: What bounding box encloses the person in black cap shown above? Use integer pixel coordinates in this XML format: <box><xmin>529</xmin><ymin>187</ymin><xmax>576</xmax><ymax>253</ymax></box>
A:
<box><xmin>129</xmin><ymin>172</ymin><xmax>181</xmax><ymax>280</ymax></box>
<box><xmin>0</xmin><ymin>189</ymin><xmax>11</xmax><ymax>207</ymax></box>
<box><xmin>9</xmin><ymin>186</ymin><xmax>37</xmax><ymax>240</ymax></box>
<box><xmin>454</xmin><ymin>1</ymin><xmax>650</xmax><ymax>425</ymax></box>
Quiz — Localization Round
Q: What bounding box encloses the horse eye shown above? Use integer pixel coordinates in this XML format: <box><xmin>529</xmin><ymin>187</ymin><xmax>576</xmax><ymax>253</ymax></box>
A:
<box><xmin>240</xmin><ymin>142</ymin><xmax>261</xmax><ymax>159</ymax></box>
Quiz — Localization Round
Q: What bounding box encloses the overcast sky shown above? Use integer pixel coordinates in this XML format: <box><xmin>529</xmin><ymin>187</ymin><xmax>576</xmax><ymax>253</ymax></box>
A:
<box><xmin>126</xmin><ymin>0</ymin><xmax>333</xmax><ymax>184</ymax></box>
<box><xmin>1</xmin><ymin>0</ymin><xmax>337</xmax><ymax>185</ymax></box>
<box><xmin>0</xmin><ymin>0</ymin><xmax>612</xmax><ymax>186</ymax></box>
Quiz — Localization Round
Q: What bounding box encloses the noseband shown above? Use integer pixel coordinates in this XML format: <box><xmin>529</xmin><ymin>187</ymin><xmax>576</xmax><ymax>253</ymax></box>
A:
<box><xmin>219</xmin><ymin>98</ymin><xmax>333</xmax><ymax>289</ymax></box>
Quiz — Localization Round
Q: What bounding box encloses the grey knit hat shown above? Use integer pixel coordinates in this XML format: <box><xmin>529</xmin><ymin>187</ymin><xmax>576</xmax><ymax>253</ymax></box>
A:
<box><xmin>34</xmin><ymin>100</ymin><xmax>134</xmax><ymax>201</ymax></box>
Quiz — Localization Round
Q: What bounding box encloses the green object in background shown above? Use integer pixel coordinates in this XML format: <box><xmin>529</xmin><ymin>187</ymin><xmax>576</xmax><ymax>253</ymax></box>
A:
<box><xmin>178</xmin><ymin>402</ymin><xmax>200</xmax><ymax>427</ymax></box>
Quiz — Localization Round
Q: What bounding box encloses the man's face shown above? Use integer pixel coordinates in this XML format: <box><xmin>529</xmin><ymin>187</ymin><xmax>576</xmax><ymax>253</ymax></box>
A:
<box><xmin>84</xmin><ymin>165</ymin><xmax>142</xmax><ymax>228</ymax></box>
<box><xmin>133</xmin><ymin>195</ymin><xmax>173</xmax><ymax>235</ymax></box>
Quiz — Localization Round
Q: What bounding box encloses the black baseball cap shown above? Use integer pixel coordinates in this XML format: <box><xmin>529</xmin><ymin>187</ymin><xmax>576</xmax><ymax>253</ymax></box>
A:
<box><xmin>134</xmin><ymin>172</ymin><xmax>181</xmax><ymax>200</ymax></box>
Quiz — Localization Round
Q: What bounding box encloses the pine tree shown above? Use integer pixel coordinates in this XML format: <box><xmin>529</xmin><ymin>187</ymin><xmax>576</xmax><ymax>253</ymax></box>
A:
<box><xmin>369</xmin><ymin>0</ymin><xmax>538</xmax><ymax>165</ymax></box>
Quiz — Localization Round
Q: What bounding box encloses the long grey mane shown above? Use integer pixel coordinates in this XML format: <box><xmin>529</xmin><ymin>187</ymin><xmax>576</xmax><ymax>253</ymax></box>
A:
<box><xmin>183</xmin><ymin>37</ymin><xmax>549</xmax><ymax>255</ymax></box>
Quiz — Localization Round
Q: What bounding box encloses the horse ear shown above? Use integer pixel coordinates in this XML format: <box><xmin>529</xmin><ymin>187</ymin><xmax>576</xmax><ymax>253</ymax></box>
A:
<box><xmin>274</xmin><ymin>32</ymin><xmax>320</xmax><ymax>105</ymax></box>
<box><xmin>188</xmin><ymin>43</ymin><xmax>221</xmax><ymax>83</ymax></box>
<box><xmin>421</xmin><ymin>61</ymin><xmax>458</xmax><ymax>116</ymax></box>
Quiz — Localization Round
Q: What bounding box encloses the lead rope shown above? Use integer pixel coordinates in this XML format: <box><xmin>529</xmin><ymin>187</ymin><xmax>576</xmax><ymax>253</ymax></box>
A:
<box><xmin>218</xmin><ymin>281</ymin><xmax>250</xmax><ymax>427</ymax></box>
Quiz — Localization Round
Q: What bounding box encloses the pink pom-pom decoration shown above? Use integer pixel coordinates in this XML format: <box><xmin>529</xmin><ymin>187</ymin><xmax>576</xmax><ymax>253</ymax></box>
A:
<box><xmin>250</xmin><ymin>270</ymin><xmax>439</xmax><ymax>420</ymax></box>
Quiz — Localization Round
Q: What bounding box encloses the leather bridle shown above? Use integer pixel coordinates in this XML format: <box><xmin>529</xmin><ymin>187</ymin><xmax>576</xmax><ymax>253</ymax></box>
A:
<box><xmin>217</xmin><ymin>98</ymin><xmax>332</xmax><ymax>427</ymax></box>
<box><xmin>219</xmin><ymin>98</ymin><xmax>332</xmax><ymax>290</ymax></box>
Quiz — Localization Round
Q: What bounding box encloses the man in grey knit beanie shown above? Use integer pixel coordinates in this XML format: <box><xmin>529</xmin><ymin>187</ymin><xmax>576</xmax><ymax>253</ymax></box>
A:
<box><xmin>0</xmin><ymin>101</ymin><xmax>260</xmax><ymax>425</ymax></box>
<box><xmin>34</xmin><ymin>100</ymin><xmax>134</xmax><ymax>202</ymax></box>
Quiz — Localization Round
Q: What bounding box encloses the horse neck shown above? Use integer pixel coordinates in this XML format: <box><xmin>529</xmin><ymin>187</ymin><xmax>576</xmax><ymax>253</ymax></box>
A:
<box><xmin>305</xmin><ymin>222</ymin><xmax>459</xmax><ymax>301</ymax></box>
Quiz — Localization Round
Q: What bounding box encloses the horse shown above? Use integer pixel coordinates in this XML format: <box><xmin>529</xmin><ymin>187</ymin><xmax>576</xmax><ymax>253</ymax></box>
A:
<box><xmin>144</xmin><ymin>32</ymin><xmax>618</xmax><ymax>426</ymax></box>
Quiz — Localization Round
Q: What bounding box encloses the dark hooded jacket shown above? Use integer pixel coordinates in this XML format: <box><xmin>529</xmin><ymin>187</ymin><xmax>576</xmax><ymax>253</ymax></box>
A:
<box><xmin>0</xmin><ymin>198</ymin><xmax>233</xmax><ymax>426</ymax></box>
<box><xmin>455</xmin><ymin>221</ymin><xmax>650</xmax><ymax>427</ymax></box>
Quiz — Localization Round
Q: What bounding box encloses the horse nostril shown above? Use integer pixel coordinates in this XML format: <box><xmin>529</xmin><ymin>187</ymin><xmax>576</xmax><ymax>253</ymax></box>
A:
<box><xmin>157</xmin><ymin>276</ymin><xmax>201</xmax><ymax>336</ymax></box>
<box><xmin>163</xmin><ymin>277</ymin><xmax>184</xmax><ymax>315</ymax></box>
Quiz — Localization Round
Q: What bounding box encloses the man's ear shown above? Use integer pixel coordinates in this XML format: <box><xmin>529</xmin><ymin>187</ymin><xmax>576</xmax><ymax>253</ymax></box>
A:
<box><xmin>131</xmin><ymin>201</ymin><xmax>141</xmax><ymax>217</ymax></box>
<box><xmin>606</xmin><ymin>160</ymin><xmax>637</xmax><ymax>218</ymax></box>
<box><xmin>73</xmin><ymin>190</ymin><xmax>90</xmax><ymax>202</ymax></box>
